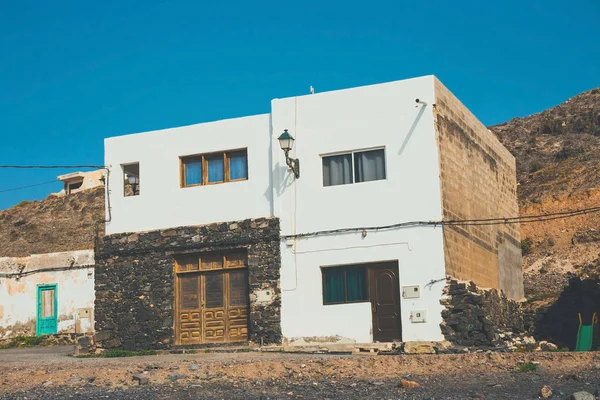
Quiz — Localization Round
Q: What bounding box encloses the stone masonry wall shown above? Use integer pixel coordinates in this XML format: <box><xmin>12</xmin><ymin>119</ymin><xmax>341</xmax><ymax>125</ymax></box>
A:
<box><xmin>95</xmin><ymin>217</ymin><xmax>281</xmax><ymax>350</ymax></box>
<box><xmin>440</xmin><ymin>279</ymin><xmax>524</xmax><ymax>347</ymax></box>
<box><xmin>434</xmin><ymin>78</ymin><xmax>524</xmax><ymax>299</ymax></box>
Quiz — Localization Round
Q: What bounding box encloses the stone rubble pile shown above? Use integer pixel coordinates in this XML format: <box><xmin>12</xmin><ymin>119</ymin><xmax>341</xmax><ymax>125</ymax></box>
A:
<box><xmin>440</xmin><ymin>280</ymin><xmax>561</xmax><ymax>352</ymax></box>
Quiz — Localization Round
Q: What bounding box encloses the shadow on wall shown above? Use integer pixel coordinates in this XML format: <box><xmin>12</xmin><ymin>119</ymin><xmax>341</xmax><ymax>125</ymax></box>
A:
<box><xmin>534</xmin><ymin>277</ymin><xmax>600</xmax><ymax>350</ymax></box>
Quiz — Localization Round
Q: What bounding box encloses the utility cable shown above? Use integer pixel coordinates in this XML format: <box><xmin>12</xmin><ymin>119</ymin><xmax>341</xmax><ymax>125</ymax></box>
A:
<box><xmin>282</xmin><ymin>204</ymin><xmax>600</xmax><ymax>240</ymax></box>
<box><xmin>0</xmin><ymin>165</ymin><xmax>105</xmax><ymax>169</ymax></box>
<box><xmin>0</xmin><ymin>180</ymin><xmax>58</xmax><ymax>193</ymax></box>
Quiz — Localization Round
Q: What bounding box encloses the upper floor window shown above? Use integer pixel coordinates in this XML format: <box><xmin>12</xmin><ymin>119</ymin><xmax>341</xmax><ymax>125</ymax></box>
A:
<box><xmin>122</xmin><ymin>163</ymin><xmax>140</xmax><ymax>197</ymax></box>
<box><xmin>322</xmin><ymin>148</ymin><xmax>386</xmax><ymax>187</ymax></box>
<box><xmin>181</xmin><ymin>149</ymin><xmax>248</xmax><ymax>187</ymax></box>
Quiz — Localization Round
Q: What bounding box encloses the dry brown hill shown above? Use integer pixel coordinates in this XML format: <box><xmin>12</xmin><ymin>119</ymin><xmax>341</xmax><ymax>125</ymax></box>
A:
<box><xmin>0</xmin><ymin>187</ymin><xmax>105</xmax><ymax>257</ymax></box>
<box><xmin>491</xmin><ymin>87</ymin><xmax>600</xmax><ymax>205</ymax></box>
<box><xmin>490</xmin><ymin>86</ymin><xmax>600</xmax><ymax>305</ymax></box>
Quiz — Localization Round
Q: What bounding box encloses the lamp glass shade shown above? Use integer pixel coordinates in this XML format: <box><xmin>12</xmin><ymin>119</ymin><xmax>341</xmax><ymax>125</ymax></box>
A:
<box><xmin>277</xmin><ymin>130</ymin><xmax>295</xmax><ymax>151</ymax></box>
<box><xmin>127</xmin><ymin>175</ymin><xmax>139</xmax><ymax>185</ymax></box>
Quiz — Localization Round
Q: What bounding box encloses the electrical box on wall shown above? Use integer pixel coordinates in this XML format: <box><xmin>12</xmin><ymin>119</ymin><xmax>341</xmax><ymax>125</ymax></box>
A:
<box><xmin>410</xmin><ymin>310</ymin><xmax>427</xmax><ymax>323</ymax></box>
<box><xmin>402</xmin><ymin>285</ymin><xmax>420</xmax><ymax>299</ymax></box>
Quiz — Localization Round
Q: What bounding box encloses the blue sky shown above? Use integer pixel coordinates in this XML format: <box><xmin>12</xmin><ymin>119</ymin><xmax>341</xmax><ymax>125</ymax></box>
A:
<box><xmin>0</xmin><ymin>0</ymin><xmax>599</xmax><ymax>209</ymax></box>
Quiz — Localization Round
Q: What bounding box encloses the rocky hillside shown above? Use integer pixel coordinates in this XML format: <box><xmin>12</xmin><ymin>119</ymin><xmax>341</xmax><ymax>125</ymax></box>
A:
<box><xmin>492</xmin><ymin>87</ymin><xmax>600</xmax><ymax>204</ymax></box>
<box><xmin>490</xmin><ymin>86</ymin><xmax>600</xmax><ymax>304</ymax></box>
<box><xmin>0</xmin><ymin>187</ymin><xmax>105</xmax><ymax>257</ymax></box>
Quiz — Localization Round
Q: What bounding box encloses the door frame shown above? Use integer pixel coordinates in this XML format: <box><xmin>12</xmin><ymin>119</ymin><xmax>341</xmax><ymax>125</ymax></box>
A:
<box><xmin>173</xmin><ymin>252</ymin><xmax>250</xmax><ymax>345</ymax></box>
<box><xmin>36</xmin><ymin>283</ymin><xmax>58</xmax><ymax>336</ymax></box>
<box><xmin>367</xmin><ymin>261</ymin><xmax>402</xmax><ymax>342</ymax></box>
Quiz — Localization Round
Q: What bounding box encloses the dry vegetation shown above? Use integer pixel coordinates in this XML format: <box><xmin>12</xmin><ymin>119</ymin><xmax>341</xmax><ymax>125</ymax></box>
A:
<box><xmin>0</xmin><ymin>187</ymin><xmax>105</xmax><ymax>257</ymax></box>
<box><xmin>490</xmin><ymin>86</ymin><xmax>600</xmax><ymax>304</ymax></box>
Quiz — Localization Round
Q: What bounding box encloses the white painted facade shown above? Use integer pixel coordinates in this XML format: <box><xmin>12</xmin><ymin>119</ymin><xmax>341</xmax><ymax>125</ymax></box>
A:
<box><xmin>104</xmin><ymin>114</ymin><xmax>272</xmax><ymax>235</ymax></box>
<box><xmin>271</xmin><ymin>78</ymin><xmax>446</xmax><ymax>344</ymax></box>
<box><xmin>0</xmin><ymin>250</ymin><xmax>95</xmax><ymax>338</ymax></box>
<box><xmin>103</xmin><ymin>76</ymin><xmax>451</xmax><ymax>344</ymax></box>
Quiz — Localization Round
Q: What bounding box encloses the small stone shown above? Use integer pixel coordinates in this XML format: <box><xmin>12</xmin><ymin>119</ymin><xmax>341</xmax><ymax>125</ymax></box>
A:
<box><xmin>189</xmin><ymin>364</ymin><xmax>200</xmax><ymax>371</ymax></box>
<box><xmin>169</xmin><ymin>374</ymin><xmax>185</xmax><ymax>382</ymax></box>
<box><xmin>571</xmin><ymin>391</ymin><xmax>595</xmax><ymax>400</ymax></box>
<box><xmin>399</xmin><ymin>378</ymin><xmax>420</xmax><ymax>389</ymax></box>
<box><xmin>540</xmin><ymin>385</ymin><xmax>552</xmax><ymax>399</ymax></box>
<box><xmin>42</xmin><ymin>380</ymin><xmax>53</xmax><ymax>387</ymax></box>
<box><xmin>300</xmin><ymin>364</ymin><xmax>306</xmax><ymax>369</ymax></box>
<box><xmin>67</xmin><ymin>376</ymin><xmax>82</xmax><ymax>384</ymax></box>
<box><xmin>540</xmin><ymin>341</ymin><xmax>558</xmax><ymax>351</ymax></box>
<box><xmin>594</xmin><ymin>364</ymin><xmax>600</xmax><ymax>370</ymax></box>
<box><xmin>132</xmin><ymin>374</ymin><xmax>149</xmax><ymax>385</ymax></box>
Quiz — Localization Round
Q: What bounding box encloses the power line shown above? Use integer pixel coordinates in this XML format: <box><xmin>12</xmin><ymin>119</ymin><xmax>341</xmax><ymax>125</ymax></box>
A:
<box><xmin>0</xmin><ymin>180</ymin><xmax>58</xmax><ymax>194</ymax></box>
<box><xmin>0</xmin><ymin>165</ymin><xmax>105</xmax><ymax>169</ymax></box>
<box><xmin>282</xmin><ymin>205</ymin><xmax>600</xmax><ymax>239</ymax></box>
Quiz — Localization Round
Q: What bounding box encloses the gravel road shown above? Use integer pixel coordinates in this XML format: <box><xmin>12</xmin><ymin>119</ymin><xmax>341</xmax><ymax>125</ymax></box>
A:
<box><xmin>1</xmin><ymin>346</ymin><xmax>600</xmax><ymax>399</ymax></box>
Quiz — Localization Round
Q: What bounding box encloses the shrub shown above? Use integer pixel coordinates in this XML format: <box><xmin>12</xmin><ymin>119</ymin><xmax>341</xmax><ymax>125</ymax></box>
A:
<box><xmin>521</xmin><ymin>238</ymin><xmax>534</xmax><ymax>256</ymax></box>
<box><xmin>517</xmin><ymin>362</ymin><xmax>538</xmax><ymax>372</ymax></box>
<box><xmin>76</xmin><ymin>349</ymin><xmax>157</xmax><ymax>358</ymax></box>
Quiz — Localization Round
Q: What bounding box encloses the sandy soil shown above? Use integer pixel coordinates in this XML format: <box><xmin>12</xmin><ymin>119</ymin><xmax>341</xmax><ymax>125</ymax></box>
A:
<box><xmin>2</xmin><ymin>346</ymin><xmax>600</xmax><ymax>399</ymax></box>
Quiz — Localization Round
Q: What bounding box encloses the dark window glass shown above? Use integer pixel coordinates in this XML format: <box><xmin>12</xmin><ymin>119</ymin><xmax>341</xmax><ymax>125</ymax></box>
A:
<box><xmin>346</xmin><ymin>267</ymin><xmax>368</xmax><ymax>302</ymax></box>
<box><xmin>205</xmin><ymin>273</ymin><xmax>224</xmax><ymax>308</ymax></box>
<box><xmin>322</xmin><ymin>154</ymin><xmax>352</xmax><ymax>187</ymax></box>
<box><xmin>354</xmin><ymin>149</ymin><xmax>386</xmax><ymax>183</ymax></box>
<box><xmin>180</xmin><ymin>275</ymin><xmax>199</xmax><ymax>310</ymax></box>
<box><xmin>322</xmin><ymin>265</ymin><xmax>368</xmax><ymax>304</ymax></box>
<box><xmin>229</xmin><ymin>271</ymin><xmax>248</xmax><ymax>307</ymax></box>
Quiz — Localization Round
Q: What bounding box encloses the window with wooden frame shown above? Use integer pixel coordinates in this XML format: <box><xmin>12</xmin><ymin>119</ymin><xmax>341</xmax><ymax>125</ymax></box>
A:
<box><xmin>175</xmin><ymin>252</ymin><xmax>248</xmax><ymax>273</ymax></box>
<box><xmin>180</xmin><ymin>149</ymin><xmax>248</xmax><ymax>187</ymax></box>
<box><xmin>322</xmin><ymin>265</ymin><xmax>368</xmax><ymax>305</ymax></box>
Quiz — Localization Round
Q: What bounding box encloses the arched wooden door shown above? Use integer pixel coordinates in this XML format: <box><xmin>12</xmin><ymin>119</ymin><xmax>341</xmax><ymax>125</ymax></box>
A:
<box><xmin>368</xmin><ymin>263</ymin><xmax>402</xmax><ymax>342</ymax></box>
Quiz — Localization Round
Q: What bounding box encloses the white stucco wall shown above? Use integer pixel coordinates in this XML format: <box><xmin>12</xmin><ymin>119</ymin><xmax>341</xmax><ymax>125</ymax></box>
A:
<box><xmin>271</xmin><ymin>76</ymin><xmax>447</xmax><ymax>343</ymax></box>
<box><xmin>0</xmin><ymin>250</ymin><xmax>95</xmax><ymax>338</ymax></box>
<box><xmin>104</xmin><ymin>114</ymin><xmax>272</xmax><ymax>235</ymax></box>
<box><xmin>102</xmin><ymin>75</ymin><xmax>452</xmax><ymax>344</ymax></box>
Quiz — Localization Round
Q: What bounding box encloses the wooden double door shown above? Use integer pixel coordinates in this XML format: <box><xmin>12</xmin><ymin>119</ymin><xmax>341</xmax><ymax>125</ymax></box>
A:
<box><xmin>175</xmin><ymin>252</ymin><xmax>249</xmax><ymax>345</ymax></box>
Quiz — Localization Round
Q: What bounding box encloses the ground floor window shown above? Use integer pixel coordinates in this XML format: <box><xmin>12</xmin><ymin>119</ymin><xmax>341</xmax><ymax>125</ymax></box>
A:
<box><xmin>322</xmin><ymin>265</ymin><xmax>368</xmax><ymax>305</ymax></box>
<box><xmin>321</xmin><ymin>261</ymin><xmax>402</xmax><ymax>342</ymax></box>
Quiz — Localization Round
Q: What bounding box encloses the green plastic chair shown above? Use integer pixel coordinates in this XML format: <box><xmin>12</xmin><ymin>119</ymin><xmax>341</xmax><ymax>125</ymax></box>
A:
<box><xmin>575</xmin><ymin>312</ymin><xmax>597</xmax><ymax>352</ymax></box>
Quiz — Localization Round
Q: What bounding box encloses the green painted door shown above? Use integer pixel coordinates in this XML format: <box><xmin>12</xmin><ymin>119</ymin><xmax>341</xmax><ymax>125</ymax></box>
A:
<box><xmin>36</xmin><ymin>284</ymin><xmax>58</xmax><ymax>336</ymax></box>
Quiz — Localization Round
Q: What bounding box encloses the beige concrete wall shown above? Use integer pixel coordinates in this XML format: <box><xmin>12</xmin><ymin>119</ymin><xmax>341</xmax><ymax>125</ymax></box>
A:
<box><xmin>0</xmin><ymin>250</ymin><xmax>95</xmax><ymax>338</ymax></box>
<box><xmin>433</xmin><ymin>78</ymin><xmax>524</xmax><ymax>299</ymax></box>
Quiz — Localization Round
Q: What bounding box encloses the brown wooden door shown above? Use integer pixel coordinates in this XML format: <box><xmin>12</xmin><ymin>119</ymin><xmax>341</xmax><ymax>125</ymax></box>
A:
<box><xmin>175</xmin><ymin>253</ymin><xmax>249</xmax><ymax>345</ymax></box>
<box><xmin>368</xmin><ymin>263</ymin><xmax>402</xmax><ymax>342</ymax></box>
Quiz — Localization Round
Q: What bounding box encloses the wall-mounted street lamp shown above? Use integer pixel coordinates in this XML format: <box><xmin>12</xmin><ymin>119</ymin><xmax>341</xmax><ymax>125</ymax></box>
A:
<box><xmin>278</xmin><ymin>129</ymin><xmax>300</xmax><ymax>179</ymax></box>
<box><xmin>126</xmin><ymin>174</ymin><xmax>139</xmax><ymax>195</ymax></box>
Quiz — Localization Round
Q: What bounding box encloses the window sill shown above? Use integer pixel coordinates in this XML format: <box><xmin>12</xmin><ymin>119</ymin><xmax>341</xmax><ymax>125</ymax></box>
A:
<box><xmin>181</xmin><ymin>178</ymin><xmax>248</xmax><ymax>189</ymax></box>
<box><xmin>323</xmin><ymin>178</ymin><xmax>387</xmax><ymax>188</ymax></box>
<box><xmin>323</xmin><ymin>300</ymin><xmax>370</xmax><ymax>306</ymax></box>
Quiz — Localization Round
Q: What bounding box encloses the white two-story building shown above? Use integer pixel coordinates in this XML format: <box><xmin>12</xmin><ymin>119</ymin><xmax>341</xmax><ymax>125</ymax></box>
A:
<box><xmin>96</xmin><ymin>76</ymin><xmax>523</xmax><ymax>351</ymax></box>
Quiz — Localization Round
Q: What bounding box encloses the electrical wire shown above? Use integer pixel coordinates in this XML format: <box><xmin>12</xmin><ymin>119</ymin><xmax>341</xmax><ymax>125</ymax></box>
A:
<box><xmin>0</xmin><ymin>180</ymin><xmax>58</xmax><ymax>193</ymax></box>
<box><xmin>282</xmin><ymin>204</ymin><xmax>600</xmax><ymax>240</ymax></box>
<box><xmin>0</xmin><ymin>165</ymin><xmax>105</xmax><ymax>169</ymax></box>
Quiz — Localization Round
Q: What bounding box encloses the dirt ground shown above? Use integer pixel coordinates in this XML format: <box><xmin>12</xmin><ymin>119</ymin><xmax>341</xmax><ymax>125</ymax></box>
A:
<box><xmin>2</xmin><ymin>346</ymin><xmax>600</xmax><ymax>399</ymax></box>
